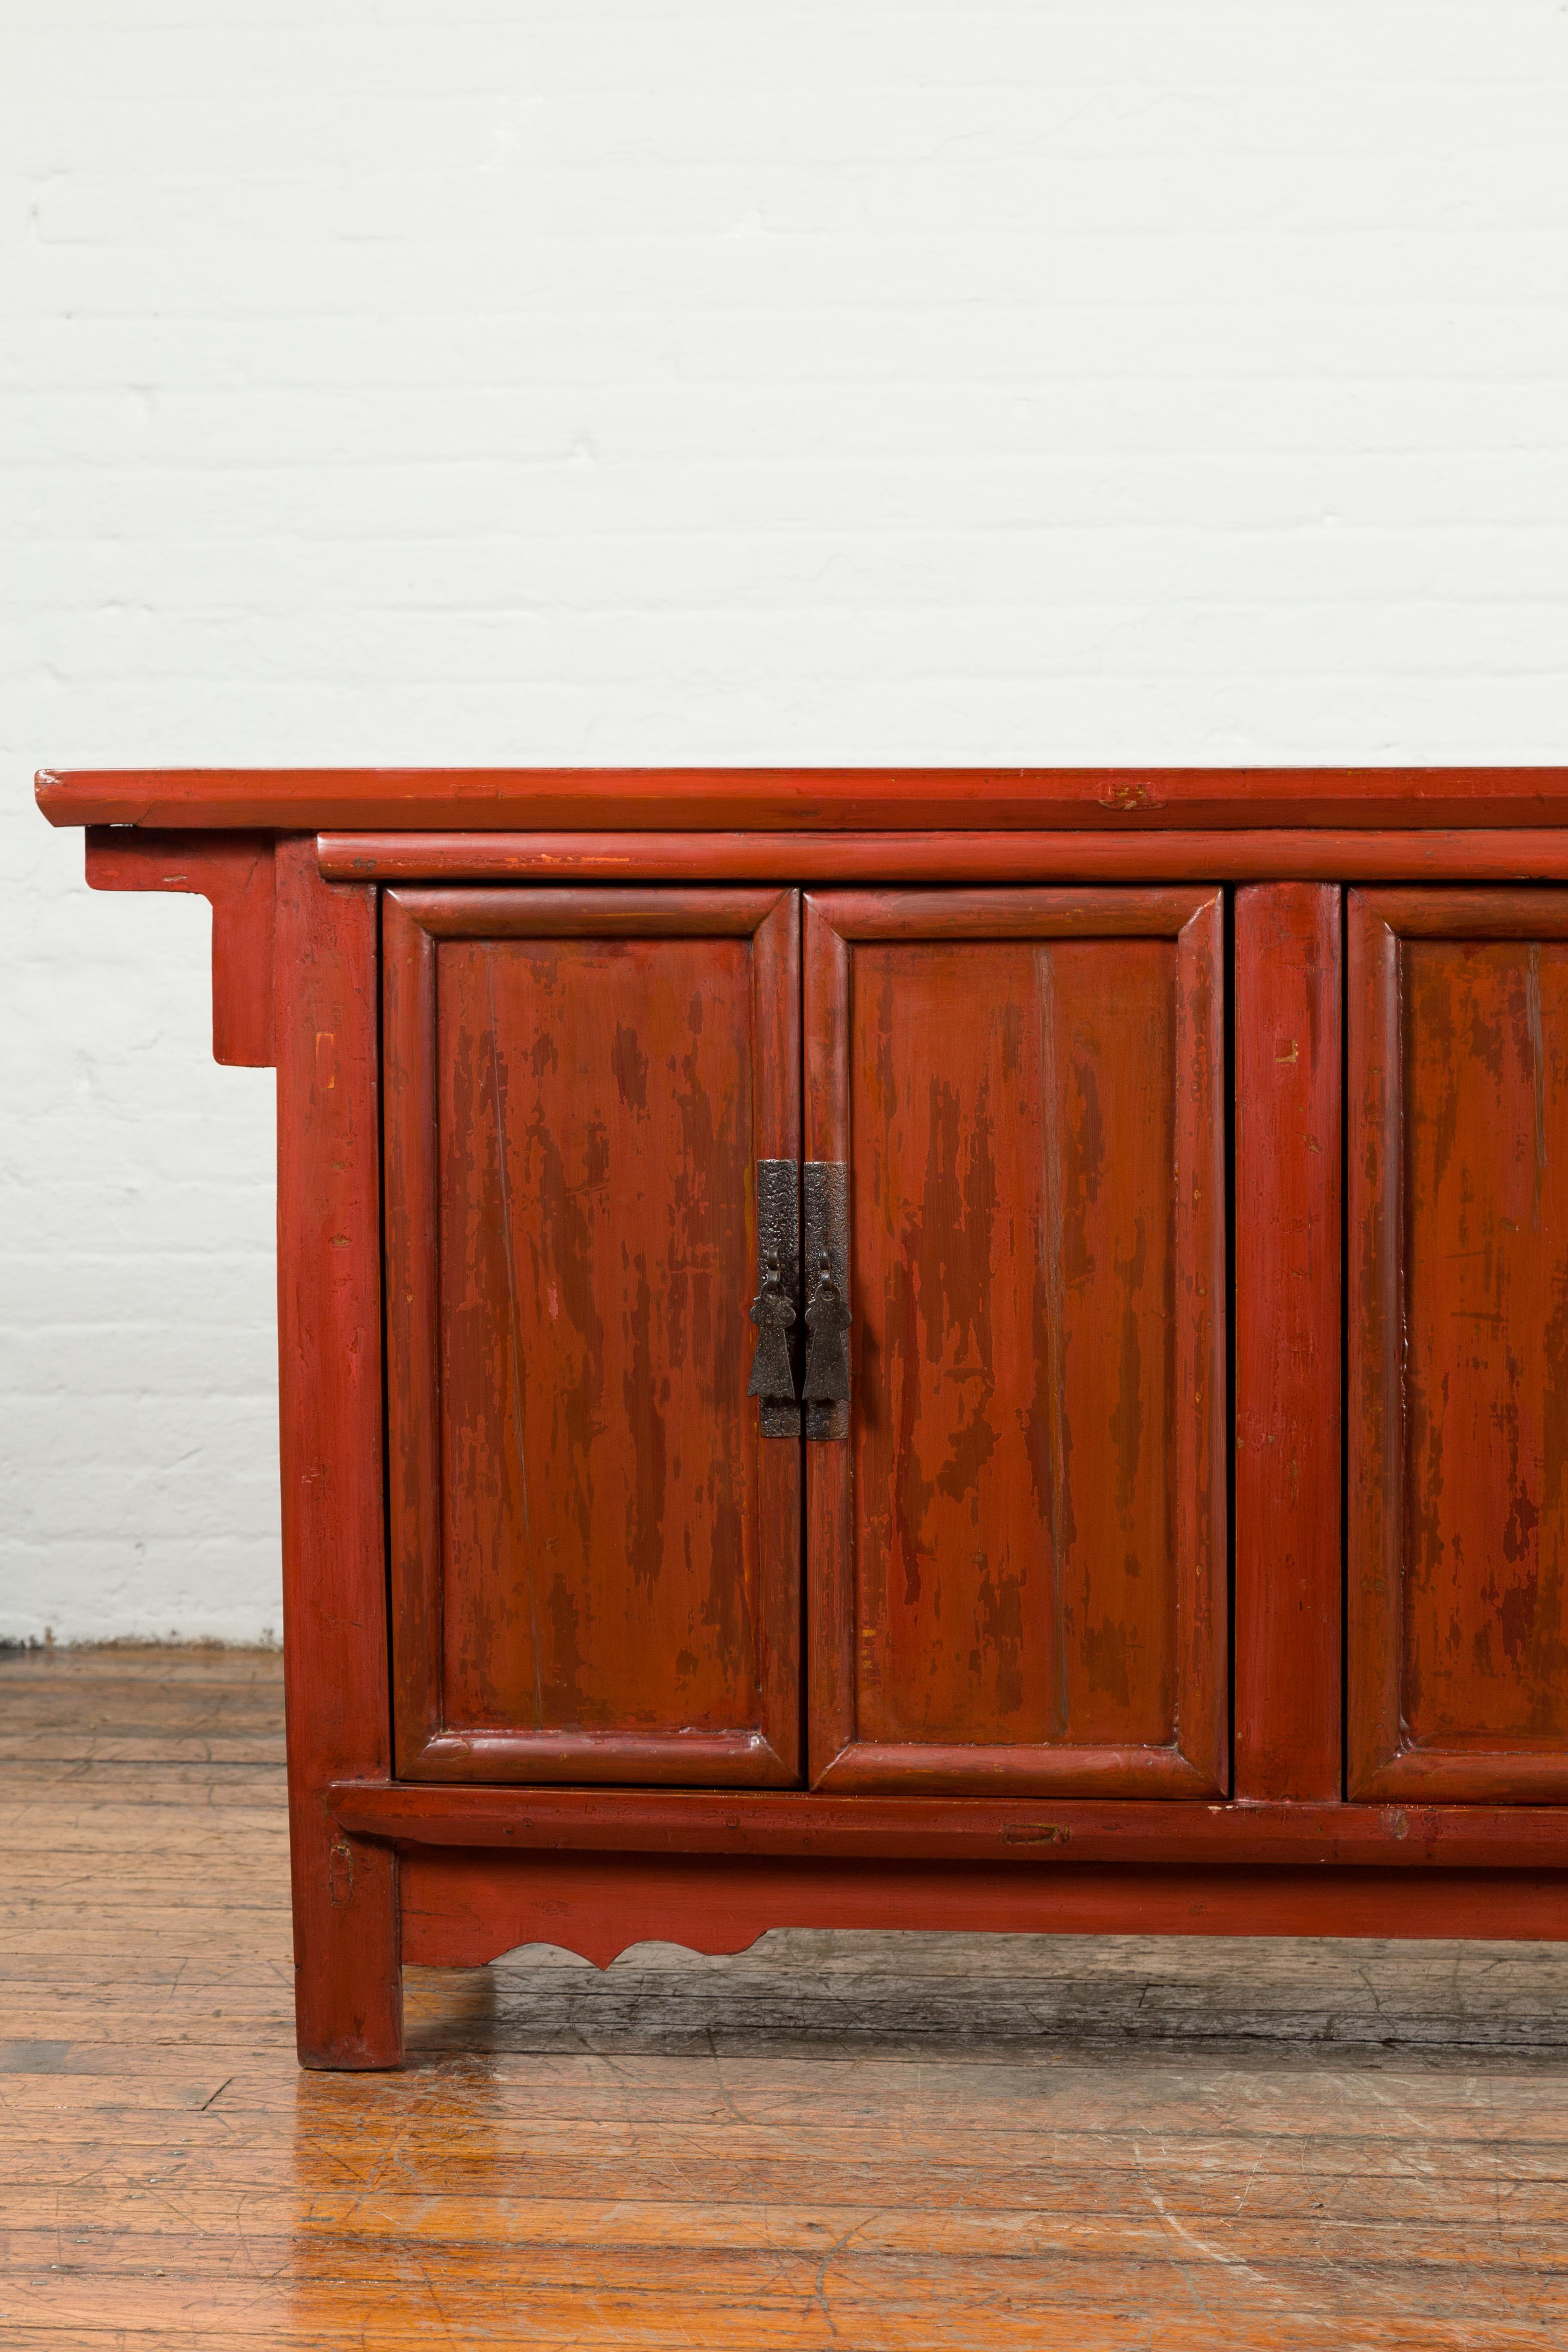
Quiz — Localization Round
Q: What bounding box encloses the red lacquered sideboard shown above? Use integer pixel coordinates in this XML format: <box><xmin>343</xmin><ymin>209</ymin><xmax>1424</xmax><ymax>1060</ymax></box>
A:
<box><xmin>38</xmin><ymin>766</ymin><xmax>1568</xmax><ymax>2070</ymax></box>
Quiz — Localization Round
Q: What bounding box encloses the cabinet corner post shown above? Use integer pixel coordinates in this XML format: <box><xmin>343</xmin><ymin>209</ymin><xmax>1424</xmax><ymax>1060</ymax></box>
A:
<box><xmin>275</xmin><ymin>841</ymin><xmax>402</xmax><ymax>2068</ymax></box>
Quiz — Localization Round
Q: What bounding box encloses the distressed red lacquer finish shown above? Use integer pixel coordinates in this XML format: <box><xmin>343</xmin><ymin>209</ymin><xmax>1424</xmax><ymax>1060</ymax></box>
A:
<box><xmin>383</xmin><ymin>887</ymin><xmax>802</xmax><ymax>1785</ymax></box>
<box><xmin>53</xmin><ymin>765</ymin><xmax>1568</xmax><ymax>2070</ymax></box>
<box><xmin>322</xmin><ymin>827</ymin><xmax>1568</xmax><ymax>885</ymax></box>
<box><xmin>36</xmin><ymin>763</ymin><xmax>1568</xmax><ymax>833</ymax></box>
<box><xmin>84</xmin><ymin>826</ymin><xmax>276</xmax><ymax>1066</ymax></box>
<box><xmin>1234</xmin><ymin>886</ymin><xmax>1342</xmax><ymax>1799</ymax></box>
<box><xmin>398</xmin><ymin>1850</ymin><xmax>1568</xmax><ymax>1970</ymax></box>
<box><xmin>273</xmin><ymin>841</ymin><xmax>401</xmax><ymax>2067</ymax></box>
<box><xmin>1350</xmin><ymin>888</ymin><xmax>1568</xmax><ymax>1802</ymax></box>
<box><xmin>805</xmin><ymin>888</ymin><xmax>1226</xmax><ymax>1798</ymax></box>
<box><xmin>332</xmin><ymin>1780</ymin><xmax>1568</xmax><ymax>1873</ymax></box>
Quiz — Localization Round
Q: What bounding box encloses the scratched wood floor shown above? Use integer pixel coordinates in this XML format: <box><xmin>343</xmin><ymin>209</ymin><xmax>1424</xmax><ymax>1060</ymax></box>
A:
<box><xmin>5</xmin><ymin>1650</ymin><xmax>1568</xmax><ymax>2349</ymax></box>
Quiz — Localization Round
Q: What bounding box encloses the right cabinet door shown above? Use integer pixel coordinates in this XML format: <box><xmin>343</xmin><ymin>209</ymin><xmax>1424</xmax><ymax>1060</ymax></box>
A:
<box><xmin>1350</xmin><ymin>888</ymin><xmax>1568</xmax><ymax>1801</ymax></box>
<box><xmin>805</xmin><ymin>887</ymin><xmax>1227</xmax><ymax>1798</ymax></box>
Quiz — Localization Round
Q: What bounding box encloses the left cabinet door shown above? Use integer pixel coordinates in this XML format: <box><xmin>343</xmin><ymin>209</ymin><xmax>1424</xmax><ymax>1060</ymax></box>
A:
<box><xmin>384</xmin><ymin>887</ymin><xmax>802</xmax><ymax>1784</ymax></box>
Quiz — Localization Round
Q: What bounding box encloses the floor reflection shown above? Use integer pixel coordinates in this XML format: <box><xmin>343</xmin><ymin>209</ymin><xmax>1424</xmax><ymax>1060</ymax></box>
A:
<box><xmin>276</xmin><ymin>1930</ymin><xmax>1568</xmax><ymax>2344</ymax></box>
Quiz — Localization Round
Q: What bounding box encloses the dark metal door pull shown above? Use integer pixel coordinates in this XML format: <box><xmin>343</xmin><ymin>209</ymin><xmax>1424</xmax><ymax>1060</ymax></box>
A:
<box><xmin>803</xmin><ymin>1254</ymin><xmax>851</xmax><ymax>1403</ymax></box>
<box><xmin>748</xmin><ymin>1159</ymin><xmax>801</xmax><ymax>1437</ymax></box>
<box><xmin>747</xmin><ymin>1158</ymin><xmax>849</xmax><ymax>1440</ymax></box>
<box><xmin>748</xmin><ymin>1254</ymin><xmax>797</xmax><ymax>1398</ymax></box>
<box><xmin>803</xmin><ymin>1161</ymin><xmax>850</xmax><ymax>1442</ymax></box>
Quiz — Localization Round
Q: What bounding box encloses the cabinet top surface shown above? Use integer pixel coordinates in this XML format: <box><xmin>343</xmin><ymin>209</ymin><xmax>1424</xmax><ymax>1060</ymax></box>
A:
<box><xmin>34</xmin><ymin>765</ymin><xmax>1568</xmax><ymax>834</ymax></box>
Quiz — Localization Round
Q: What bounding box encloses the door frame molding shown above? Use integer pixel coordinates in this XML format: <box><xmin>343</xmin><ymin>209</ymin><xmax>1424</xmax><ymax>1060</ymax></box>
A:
<box><xmin>1349</xmin><ymin>887</ymin><xmax>1568</xmax><ymax>1802</ymax></box>
<box><xmin>382</xmin><ymin>884</ymin><xmax>804</xmax><ymax>1785</ymax></box>
<box><xmin>803</xmin><ymin>887</ymin><xmax>1228</xmax><ymax>1799</ymax></box>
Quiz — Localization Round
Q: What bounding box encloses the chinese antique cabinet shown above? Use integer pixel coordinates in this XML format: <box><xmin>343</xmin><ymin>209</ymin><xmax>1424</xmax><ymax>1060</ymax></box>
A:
<box><xmin>40</xmin><ymin>766</ymin><xmax>1568</xmax><ymax>2069</ymax></box>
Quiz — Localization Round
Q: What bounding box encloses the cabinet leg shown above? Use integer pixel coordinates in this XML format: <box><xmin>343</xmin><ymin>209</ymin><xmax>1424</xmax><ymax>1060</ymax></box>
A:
<box><xmin>291</xmin><ymin>1825</ymin><xmax>403</xmax><ymax>2070</ymax></box>
<box><xmin>275</xmin><ymin>847</ymin><xmax>402</xmax><ymax>2071</ymax></box>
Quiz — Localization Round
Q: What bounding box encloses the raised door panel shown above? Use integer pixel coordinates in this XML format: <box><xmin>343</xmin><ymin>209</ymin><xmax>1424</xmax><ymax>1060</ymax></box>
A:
<box><xmin>385</xmin><ymin>887</ymin><xmax>801</xmax><ymax>1784</ymax></box>
<box><xmin>805</xmin><ymin>888</ymin><xmax>1227</xmax><ymax>1797</ymax></box>
<box><xmin>1350</xmin><ymin>889</ymin><xmax>1568</xmax><ymax>1801</ymax></box>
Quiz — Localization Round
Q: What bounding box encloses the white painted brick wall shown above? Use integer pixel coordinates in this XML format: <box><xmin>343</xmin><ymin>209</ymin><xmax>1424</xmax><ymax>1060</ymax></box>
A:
<box><xmin>3</xmin><ymin>1</ymin><xmax>1566</xmax><ymax>1640</ymax></box>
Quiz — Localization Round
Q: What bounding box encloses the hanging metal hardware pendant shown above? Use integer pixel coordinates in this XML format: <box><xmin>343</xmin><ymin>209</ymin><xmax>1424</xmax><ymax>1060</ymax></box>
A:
<box><xmin>747</xmin><ymin>1160</ymin><xmax>802</xmax><ymax>1436</ymax></box>
<box><xmin>803</xmin><ymin>1252</ymin><xmax>850</xmax><ymax>1393</ymax></box>
<box><xmin>748</xmin><ymin>1251</ymin><xmax>796</xmax><ymax>1399</ymax></box>
<box><xmin>803</xmin><ymin>1161</ymin><xmax>850</xmax><ymax>1442</ymax></box>
<box><xmin>747</xmin><ymin>1159</ymin><xmax>850</xmax><ymax>1440</ymax></box>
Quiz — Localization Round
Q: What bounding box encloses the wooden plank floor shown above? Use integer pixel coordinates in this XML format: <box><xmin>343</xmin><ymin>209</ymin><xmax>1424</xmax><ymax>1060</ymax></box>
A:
<box><xmin>5</xmin><ymin>1649</ymin><xmax>1568</xmax><ymax>2349</ymax></box>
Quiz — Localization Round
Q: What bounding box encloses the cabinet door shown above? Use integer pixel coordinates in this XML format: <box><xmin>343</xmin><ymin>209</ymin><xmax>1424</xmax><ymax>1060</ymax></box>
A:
<box><xmin>384</xmin><ymin>887</ymin><xmax>801</xmax><ymax>1784</ymax></box>
<box><xmin>1349</xmin><ymin>889</ymin><xmax>1568</xmax><ymax>1801</ymax></box>
<box><xmin>805</xmin><ymin>888</ymin><xmax>1227</xmax><ymax>1796</ymax></box>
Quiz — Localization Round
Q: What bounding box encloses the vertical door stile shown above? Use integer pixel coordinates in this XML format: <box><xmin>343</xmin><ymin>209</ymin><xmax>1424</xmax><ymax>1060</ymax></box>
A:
<box><xmin>1233</xmin><ymin>885</ymin><xmax>1344</xmax><ymax>1801</ymax></box>
<box><xmin>1175</xmin><ymin>888</ymin><xmax>1230</xmax><ymax>1798</ymax></box>
<box><xmin>804</xmin><ymin>895</ymin><xmax>854</xmax><ymax>1783</ymax></box>
<box><xmin>750</xmin><ymin>889</ymin><xmax>805</xmax><ymax>1774</ymax></box>
<box><xmin>384</xmin><ymin>890</ymin><xmax>443</xmax><ymax>1773</ymax></box>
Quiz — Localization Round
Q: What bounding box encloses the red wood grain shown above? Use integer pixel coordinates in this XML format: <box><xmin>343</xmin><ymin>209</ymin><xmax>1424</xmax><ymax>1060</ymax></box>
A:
<box><xmin>805</xmin><ymin>888</ymin><xmax>1226</xmax><ymax>1798</ymax></box>
<box><xmin>322</xmin><ymin>825</ymin><xmax>1568</xmax><ymax>885</ymax></box>
<box><xmin>393</xmin><ymin>885</ymin><xmax>790</xmax><ymax>935</ymax></box>
<box><xmin>1234</xmin><ymin>886</ymin><xmax>1342</xmax><ymax>1799</ymax></box>
<box><xmin>273</xmin><ymin>840</ymin><xmax>401</xmax><ymax>2068</ymax></box>
<box><xmin>37</xmin><ymin>763</ymin><xmax>1568</xmax><ymax>833</ymax></box>
<box><xmin>400</xmin><ymin>1848</ymin><xmax>1568</xmax><ymax>1971</ymax></box>
<box><xmin>61</xmin><ymin>779</ymin><xmax>1568</xmax><ymax>2064</ymax></box>
<box><xmin>383</xmin><ymin>886</ymin><xmax>802</xmax><ymax>1786</ymax></box>
<box><xmin>802</xmin><ymin>885</ymin><xmax>1228</xmax><ymax>937</ymax></box>
<box><xmin>1350</xmin><ymin>888</ymin><xmax>1568</xmax><ymax>1802</ymax></box>
<box><xmin>333</xmin><ymin>1778</ymin><xmax>1568</xmax><ymax>1871</ymax></box>
<box><xmin>84</xmin><ymin>825</ymin><xmax>276</xmax><ymax>1066</ymax></box>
